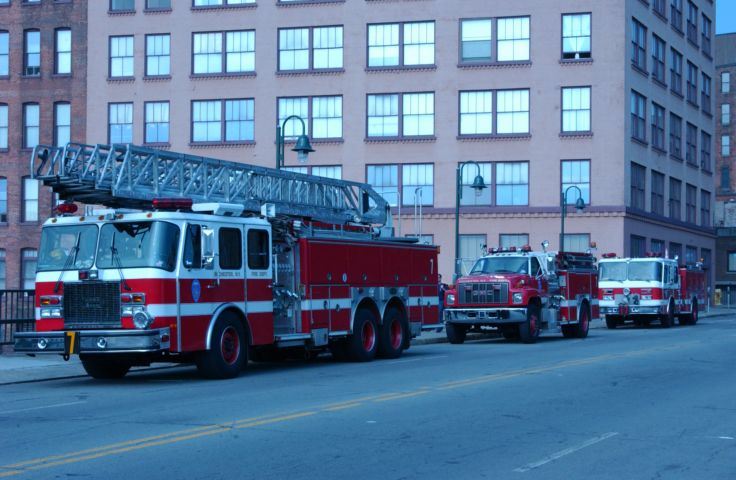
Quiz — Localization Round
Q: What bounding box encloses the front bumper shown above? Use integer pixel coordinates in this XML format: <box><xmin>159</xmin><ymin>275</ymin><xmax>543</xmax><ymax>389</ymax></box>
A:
<box><xmin>444</xmin><ymin>307</ymin><xmax>526</xmax><ymax>325</ymax></box>
<box><xmin>14</xmin><ymin>328</ymin><xmax>171</xmax><ymax>355</ymax></box>
<box><xmin>600</xmin><ymin>305</ymin><xmax>664</xmax><ymax>316</ymax></box>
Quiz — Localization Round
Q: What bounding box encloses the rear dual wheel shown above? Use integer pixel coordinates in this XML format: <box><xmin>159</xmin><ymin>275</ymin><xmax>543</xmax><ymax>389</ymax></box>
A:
<box><xmin>378</xmin><ymin>307</ymin><xmax>408</xmax><ymax>359</ymax></box>
<box><xmin>345</xmin><ymin>308</ymin><xmax>379</xmax><ymax>362</ymax></box>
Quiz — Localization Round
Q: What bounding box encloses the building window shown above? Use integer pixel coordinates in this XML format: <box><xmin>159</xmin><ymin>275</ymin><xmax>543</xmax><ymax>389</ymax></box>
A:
<box><xmin>21</xmin><ymin>249</ymin><xmax>37</xmax><ymax>290</ymax></box>
<box><xmin>651</xmin><ymin>170</ymin><xmax>665</xmax><ymax>216</ymax></box>
<box><xmin>653</xmin><ymin>0</ymin><xmax>667</xmax><ymax>18</ymax></box>
<box><xmin>22</xmin><ymin>177</ymin><xmax>39</xmax><ymax>222</ymax></box>
<box><xmin>669</xmin><ymin>177</ymin><xmax>681</xmax><ymax>220</ymax></box>
<box><xmin>366</xmin><ymin>93</ymin><xmax>433</xmax><ymax>138</ymax></box>
<box><xmin>0</xmin><ymin>31</ymin><xmax>8</xmax><ymax>76</ymax></box>
<box><xmin>496</xmin><ymin>162</ymin><xmax>528</xmax><ymax>206</ymax></box>
<box><xmin>723</xmin><ymin>104</ymin><xmax>731</xmax><ymax>126</ymax></box>
<box><xmin>670</xmin><ymin>48</ymin><xmax>683</xmax><ymax>95</ymax></box>
<box><xmin>111</xmin><ymin>0</ymin><xmax>135</xmax><ymax>10</ymax></box>
<box><xmin>278</xmin><ymin>28</ymin><xmax>309</xmax><ymax>71</ymax></box>
<box><xmin>460</xmin><ymin>162</ymin><xmax>492</xmax><ymax>206</ymax></box>
<box><xmin>671</xmin><ymin>0</ymin><xmax>683</xmax><ymax>31</ymax></box>
<box><xmin>562</xmin><ymin>13</ymin><xmax>591</xmax><ymax>60</ymax></box>
<box><xmin>564</xmin><ymin>234</ymin><xmax>591</xmax><ymax>253</ymax></box>
<box><xmin>651</xmin><ymin>102</ymin><xmax>665</xmax><ymax>150</ymax></box>
<box><xmin>55</xmin><ymin>28</ymin><xmax>71</xmax><ymax>75</ymax></box>
<box><xmin>109</xmin><ymin>36</ymin><xmax>134</xmax><ymax>78</ymax></box>
<box><xmin>669</xmin><ymin>112</ymin><xmax>682</xmax><ymax>158</ymax></box>
<box><xmin>686</xmin><ymin>62</ymin><xmax>698</xmax><ymax>105</ymax></box>
<box><xmin>630</xmin><ymin>90</ymin><xmax>646</xmax><ymax>142</ymax></box>
<box><xmin>723</xmin><ymin>135</ymin><xmax>731</xmax><ymax>157</ymax></box>
<box><xmin>721</xmin><ymin>165</ymin><xmax>730</xmax><ymax>192</ymax></box>
<box><xmin>631</xmin><ymin>163</ymin><xmax>645</xmax><ymax>210</ymax></box>
<box><xmin>192</xmin><ymin>99</ymin><xmax>254</xmax><ymax>143</ymax></box>
<box><xmin>312</xmin><ymin>96</ymin><xmax>342</xmax><ymax>139</ymax></box>
<box><xmin>685</xmin><ymin>122</ymin><xmax>697</xmax><ymax>166</ymax></box>
<box><xmin>631</xmin><ymin>235</ymin><xmax>646</xmax><ymax>258</ymax></box>
<box><xmin>669</xmin><ymin>242</ymin><xmax>682</xmax><ymax>261</ymax></box>
<box><xmin>193</xmin><ymin>30</ymin><xmax>255</xmax><ymax>74</ymax></box>
<box><xmin>146</xmin><ymin>34</ymin><xmax>170</xmax><ymax>76</ymax></box>
<box><xmin>0</xmin><ymin>104</ymin><xmax>7</xmax><ymax>149</ymax></box>
<box><xmin>108</xmin><ymin>103</ymin><xmax>133</xmax><ymax>143</ymax></box>
<box><xmin>459</xmin><ymin>91</ymin><xmax>493</xmax><ymax>135</ymax></box>
<box><xmin>54</xmin><ymin>102</ymin><xmax>70</xmax><ymax>147</ymax></box>
<box><xmin>23</xmin><ymin>103</ymin><xmax>40</xmax><ymax>149</ymax></box>
<box><xmin>459</xmin><ymin>234</ymin><xmax>487</xmax><ymax>273</ymax></box>
<box><xmin>685</xmin><ymin>184</ymin><xmax>696</xmax><ymax>223</ymax></box>
<box><xmin>561</xmin><ymin>160</ymin><xmax>590</xmax><ymax>205</ymax></box>
<box><xmin>144</xmin><ymin>101</ymin><xmax>170</xmax><ymax>144</ymax></box>
<box><xmin>460</xmin><ymin>19</ymin><xmax>492</xmax><ymax>62</ymax></box>
<box><xmin>313</xmin><ymin>26</ymin><xmax>343</xmax><ymax>70</ymax></box>
<box><xmin>701</xmin><ymin>14</ymin><xmax>712</xmax><ymax>56</ymax></box>
<box><xmin>194</xmin><ymin>0</ymin><xmax>255</xmax><ymax>6</ymax></box>
<box><xmin>278</xmin><ymin>97</ymin><xmax>309</xmax><ymax>140</ymax></box>
<box><xmin>402</xmin><ymin>164</ymin><xmax>433</xmax><ymax>206</ymax></box>
<box><xmin>631</xmin><ymin>19</ymin><xmax>646</xmax><ymax>72</ymax></box>
<box><xmin>497</xmin><ymin>16</ymin><xmax>530</xmax><ymax>62</ymax></box>
<box><xmin>701</xmin><ymin>131</ymin><xmax>711</xmax><ymax>171</ymax></box>
<box><xmin>686</xmin><ymin>1</ymin><xmax>698</xmax><ymax>46</ymax></box>
<box><xmin>651</xmin><ymin>34</ymin><xmax>665</xmax><ymax>84</ymax></box>
<box><xmin>367</xmin><ymin>22</ymin><xmax>434</xmax><ymax>68</ymax></box>
<box><xmin>723</xmin><ymin>72</ymin><xmax>731</xmax><ymax>93</ymax></box>
<box><xmin>0</xmin><ymin>178</ymin><xmax>6</xmax><ymax>222</ymax></box>
<box><xmin>24</xmin><ymin>29</ymin><xmax>40</xmax><ymax>76</ymax></box>
<box><xmin>500</xmin><ymin>234</ymin><xmax>529</xmax><ymax>249</ymax></box>
<box><xmin>650</xmin><ymin>239</ymin><xmax>665</xmax><ymax>255</ymax></box>
<box><xmin>147</xmin><ymin>0</ymin><xmax>171</xmax><ymax>8</ymax></box>
<box><xmin>700</xmin><ymin>190</ymin><xmax>710</xmax><ymax>227</ymax></box>
<box><xmin>0</xmin><ymin>250</ymin><xmax>5</xmax><ymax>289</ymax></box>
<box><xmin>561</xmin><ymin>87</ymin><xmax>591</xmax><ymax>133</ymax></box>
<box><xmin>701</xmin><ymin>73</ymin><xmax>711</xmax><ymax>114</ymax></box>
<box><xmin>496</xmin><ymin>89</ymin><xmax>529</xmax><ymax>134</ymax></box>
<box><xmin>367</xmin><ymin>164</ymin><xmax>398</xmax><ymax>206</ymax></box>
<box><xmin>311</xmin><ymin>166</ymin><xmax>342</xmax><ymax>180</ymax></box>
<box><xmin>728</xmin><ymin>252</ymin><xmax>736</xmax><ymax>272</ymax></box>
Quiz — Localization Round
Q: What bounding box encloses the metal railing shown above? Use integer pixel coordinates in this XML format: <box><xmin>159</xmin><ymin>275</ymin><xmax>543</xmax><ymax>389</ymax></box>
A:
<box><xmin>0</xmin><ymin>290</ymin><xmax>35</xmax><ymax>347</ymax></box>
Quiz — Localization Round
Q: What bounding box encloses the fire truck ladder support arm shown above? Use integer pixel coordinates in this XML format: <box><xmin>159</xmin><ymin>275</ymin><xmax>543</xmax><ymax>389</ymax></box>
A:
<box><xmin>31</xmin><ymin>142</ymin><xmax>388</xmax><ymax>226</ymax></box>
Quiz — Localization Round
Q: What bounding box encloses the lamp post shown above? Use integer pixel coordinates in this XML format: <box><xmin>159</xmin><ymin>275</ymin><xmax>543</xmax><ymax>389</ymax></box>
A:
<box><xmin>454</xmin><ymin>161</ymin><xmax>487</xmax><ymax>282</ymax></box>
<box><xmin>560</xmin><ymin>185</ymin><xmax>586</xmax><ymax>253</ymax></box>
<box><xmin>276</xmin><ymin>115</ymin><xmax>315</xmax><ymax>169</ymax></box>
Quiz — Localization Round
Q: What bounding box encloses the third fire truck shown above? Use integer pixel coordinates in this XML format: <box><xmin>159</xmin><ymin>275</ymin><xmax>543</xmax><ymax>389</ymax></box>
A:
<box><xmin>443</xmin><ymin>246</ymin><xmax>599</xmax><ymax>344</ymax></box>
<box><xmin>14</xmin><ymin>143</ymin><xmax>440</xmax><ymax>379</ymax></box>
<box><xmin>598</xmin><ymin>254</ymin><xmax>706</xmax><ymax>328</ymax></box>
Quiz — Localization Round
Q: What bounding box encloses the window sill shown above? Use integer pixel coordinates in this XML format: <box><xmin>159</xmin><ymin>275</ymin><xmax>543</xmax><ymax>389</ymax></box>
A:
<box><xmin>107</xmin><ymin>76</ymin><xmax>135</xmax><ymax>82</ymax></box>
<box><xmin>669</xmin><ymin>153</ymin><xmax>683</xmax><ymax>162</ymax></box>
<box><xmin>143</xmin><ymin>75</ymin><xmax>172</xmax><ymax>81</ymax></box>
<box><xmin>0</xmin><ymin>75</ymin><xmax>8</xmax><ymax>80</ymax></box>
<box><xmin>0</xmin><ymin>148</ymin><xmax>8</xmax><ymax>153</ymax></box>
<box><xmin>457</xmin><ymin>60</ymin><xmax>532</xmax><ymax>69</ymax></box>
<box><xmin>702</xmin><ymin>50</ymin><xmax>712</xmax><ymax>61</ymax></box>
<box><xmin>20</xmin><ymin>74</ymin><xmax>41</xmax><ymax>80</ymax></box>
<box><xmin>191</xmin><ymin>4</ymin><xmax>257</xmax><ymax>12</ymax></box>
<box><xmin>309</xmin><ymin>138</ymin><xmax>344</xmax><ymax>145</ymax></box>
<box><xmin>559</xmin><ymin>58</ymin><xmax>593</xmax><ymax>65</ymax></box>
<box><xmin>686</xmin><ymin>161</ymin><xmax>699</xmax><ymax>170</ymax></box>
<box><xmin>631</xmin><ymin>63</ymin><xmax>648</xmax><ymax>78</ymax></box>
<box><xmin>277</xmin><ymin>0</ymin><xmax>345</xmax><ymax>5</ymax></box>
<box><xmin>653</xmin><ymin>10</ymin><xmax>668</xmax><ymax>23</ymax></box>
<box><xmin>687</xmin><ymin>38</ymin><xmax>699</xmax><ymax>50</ymax></box>
<box><xmin>366</xmin><ymin>64</ymin><xmax>437</xmax><ymax>73</ymax></box>
<box><xmin>631</xmin><ymin>137</ymin><xmax>648</xmax><ymax>147</ymax></box>
<box><xmin>144</xmin><ymin>8</ymin><xmax>172</xmax><ymax>14</ymax></box>
<box><xmin>559</xmin><ymin>131</ymin><xmax>593</xmax><ymax>138</ymax></box>
<box><xmin>686</xmin><ymin>99</ymin><xmax>699</xmax><ymax>109</ymax></box>
<box><xmin>190</xmin><ymin>72</ymin><xmax>256</xmax><ymax>80</ymax></box>
<box><xmin>652</xmin><ymin>145</ymin><xmax>667</xmax><ymax>155</ymax></box>
<box><xmin>189</xmin><ymin>141</ymin><xmax>255</xmax><ymax>148</ymax></box>
<box><xmin>365</xmin><ymin>136</ymin><xmax>436</xmax><ymax>143</ymax></box>
<box><xmin>671</xmin><ymin>24</ymin><xmax>684</xmax><ymax>37</ymax></box>
<box><xmin>52</xmin><ymin>73</ymin><xmax>72</xmax><ymax>78</ymax></box>
<box><xmin>456</xmin><ymin>133</ymin><xmax>531</xmax><ymax>141</ymax></box>
<box><xmin>702</xmin><ymin>109</ymin><xmax>712</xmax><ymax>118</ymax></box>
<box><xmin>108</xmin><ymin>9</ymin><xmax>136</xmax><ymax>15</ymax></box>
<box><xmin>276</xmin><ymin>68</ymin><xmax>344</xmax><ymax>76</ymax></box>
<box><xmin>652</xmin><ymin>77</ymin><xmax>667</xmax><ymax>89</ymax></box>
<box><xmin>143</xmin><ymin>142</ymin><xmax>171</xmax><ymax>148</ymax></box>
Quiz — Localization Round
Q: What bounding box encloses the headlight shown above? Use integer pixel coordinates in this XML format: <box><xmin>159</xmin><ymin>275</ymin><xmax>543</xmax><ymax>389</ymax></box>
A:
<box><xmin>603</xmin><ymin>295</ymin><xmax>614</xmax><ymax>301</ymax></box>
<box><xmin>446</xmin><ymin>294</ymin><xmax>455</xmax><ymax>305</ymax></box>
<box><xmin>40</xmin><ymin>308</ymin><xmax>62</xmax><ymax>318</ymax></box>
<box><xmin>512</xmin><ymin>293</ymin><xmax>524</xmax><ymax>304</ymax></box>
<box><xmin>641</xmin><ymin>295</ymin><xmax>652</xmax><ymax>300</ymax></box>
<box><xmin>133</xmin><ymin>311</ymin><xmax>154</xmax><ymax>329</ymax></box>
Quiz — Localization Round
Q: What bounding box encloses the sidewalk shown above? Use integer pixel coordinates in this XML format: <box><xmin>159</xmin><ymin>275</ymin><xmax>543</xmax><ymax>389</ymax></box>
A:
<box><xmin>1</xmin><ymin>306</ymin><xmax>731</xmax><ymax>385</ymax></box>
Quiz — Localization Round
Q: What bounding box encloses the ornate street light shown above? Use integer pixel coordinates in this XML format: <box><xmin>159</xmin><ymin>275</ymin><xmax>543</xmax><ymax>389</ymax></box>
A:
<box><xmin>454</xmin><ymin>161</ymin><xmax>487</xmax><ymax>281</ymax></box>
<box><xmin>560</xmin><ymin>185</ymin><xmax>586</xmax><ymax>253</ymax></box>
<box><xmin>276</xmin><ymin>115</ymin><xmax>315</xmax><ymax>169</ymax></box>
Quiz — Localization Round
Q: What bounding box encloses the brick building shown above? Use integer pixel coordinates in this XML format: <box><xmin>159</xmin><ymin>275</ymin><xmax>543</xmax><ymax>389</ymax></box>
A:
<box><xmin>0</xmin><ymin>0</ymin><xmax>87</xmax><ymax>289</ymax></box>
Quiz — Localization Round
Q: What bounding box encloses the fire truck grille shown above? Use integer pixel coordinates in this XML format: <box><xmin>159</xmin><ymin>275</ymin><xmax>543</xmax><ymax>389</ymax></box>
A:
<box><xmin>461</xmin><ymin>282</ymin><xmax>509</xmax><ymax>305</ymax></box>
<box><xmin>63</xmin><ymin>281</ymin><xmax>121</xmax><ymax>329</ymax></box>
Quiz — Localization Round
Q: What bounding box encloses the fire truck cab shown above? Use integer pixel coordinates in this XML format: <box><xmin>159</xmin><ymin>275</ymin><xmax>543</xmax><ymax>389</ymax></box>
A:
<box><xmin>443</xmin><ymin>246</ymin><xmax>598</xmax><ymax>344</ymax></box>
<box><xmin>598</xmin><ymin>254</ymin><xmax>705</xmax><ymax>328</ymax></box>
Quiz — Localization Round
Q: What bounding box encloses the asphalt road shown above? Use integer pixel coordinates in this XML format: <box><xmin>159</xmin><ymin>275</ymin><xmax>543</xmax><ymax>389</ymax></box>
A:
<box><xmin>1</xmin><ymin>317</ymin><xmax>735</xmax><ymax>480</ymax></box>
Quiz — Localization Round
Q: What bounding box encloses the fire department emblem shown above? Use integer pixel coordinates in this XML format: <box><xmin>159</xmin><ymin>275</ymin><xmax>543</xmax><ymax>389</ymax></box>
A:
<box><xmin>192</xmin><ymin>279</ymin><xmax>201</xmax><ymax>303</ymax></box>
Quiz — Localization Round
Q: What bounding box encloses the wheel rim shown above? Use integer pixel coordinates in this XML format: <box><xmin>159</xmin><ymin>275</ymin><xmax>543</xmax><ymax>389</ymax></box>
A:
<box><xmin>221</xmin><ymin>326</ymin><xmax>241</xmax><ymax>365</ymax></box>
<box><xmin>389</xmin><ymin>318</ymin><xmax>403</xmax><ymax>350</ymax></box>
<box><xmin>362</xmin><ymin>320</ymin><xmax>376</xmax><ymax>352</ymax></box>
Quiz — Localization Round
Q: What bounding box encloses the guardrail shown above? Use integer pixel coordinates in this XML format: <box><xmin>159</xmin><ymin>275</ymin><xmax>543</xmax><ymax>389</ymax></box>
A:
<box><xmin>0</xmin><ymin>290</ymin><xmax>35</xmax><ymax>347</ymax></box>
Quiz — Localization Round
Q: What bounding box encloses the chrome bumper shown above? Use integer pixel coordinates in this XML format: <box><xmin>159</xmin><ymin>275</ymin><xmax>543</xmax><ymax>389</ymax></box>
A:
<box><xmin>14</xmin><ymin>328</ymin><xmax>171</xmax><ymax>354</ymax></box>
<box><xmin>600</xmin><ymin>305</ymin><xmax>663</xmax><ymax>315</ymax></box>
<box><xmin>444</xmin><ymin>307</ymin><xmax>526</xmax><ymax>325</ymax></box>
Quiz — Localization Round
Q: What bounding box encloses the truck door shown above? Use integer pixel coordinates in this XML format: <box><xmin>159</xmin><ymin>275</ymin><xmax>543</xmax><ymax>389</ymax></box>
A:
<box><xmin>245</xmin><ymin>226</ymin><xmax>274</xmax><ymax>345</ymax></box>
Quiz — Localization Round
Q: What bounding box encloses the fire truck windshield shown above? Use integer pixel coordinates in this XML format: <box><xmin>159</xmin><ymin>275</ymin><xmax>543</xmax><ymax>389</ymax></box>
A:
<box><xmin>96</xmin><ymin>221</ymin><xmax>180</xmax><ymax>272</ymax></box>
<box><xmin>37</xmin><ymin>225</ymin><xmax>98</xmax><ymax>272</ymax></box>
<box><xmin>599</xmin><ymin>260</ymin><xmax>663</xmax><ymax>282</ymax></box>
<box><xmin>470</xmin><ymin>256</ymin><xmax>529</xmax><ymax>275</ymax></box>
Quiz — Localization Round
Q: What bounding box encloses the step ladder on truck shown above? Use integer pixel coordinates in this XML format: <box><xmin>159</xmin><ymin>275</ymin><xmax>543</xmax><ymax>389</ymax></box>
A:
<box><xmin>14</xmin><ymin>143</ymin><xmax>441</xmax><ymax>379</ymax></box>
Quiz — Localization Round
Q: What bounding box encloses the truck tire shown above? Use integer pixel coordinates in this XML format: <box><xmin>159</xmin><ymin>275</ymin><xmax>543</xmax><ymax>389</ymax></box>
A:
<box><xmin>690</xmin><ymin>300</ymin><xmax>699</xmax><ymax>325</ymax></box>
<box><xmin>561</xmin><ymin>325</ymin><xmax>575</xmax><ymax>338</ymax></box>
<box><xmin>605</xmin><ymin>315</ymin><xmax>619</xmax><ymax>329</ymax></box>
<box><xmin>346</xmin><ymin>308</ymin><xmax>378</xmax><ymax>362</ymax></box>
<box><xmin>679</xmin><ymin>300</ymin><xmax>698</xmax><ymax>326</ymax></box>
<box><xmin>660</xmin><ymin>300</ymin><xmax>674</xmax><ymax>328</ymax></box>
<box><xmin>519</xmin><ymin>305</ymin><xmax>540</xmax><ymax>344</ymax></box>
<box><xmin>445</xmin><ymin>322</ymin><xmax>467</xmax><ymax>344</ymax></box>
<box><xmin>378</xmin><ymin>307</ymin><xmax>407</xmax><ymax>359</ymax></box>
<box><xmin>80</xmin><ymin>355</ymin><xmax>131</xmax><ymax>379</ymax></box>
<box><xmin>196</xmin><ymin>313</ymin><xmax>247</xmax><ymax>379</ymax></box>
<box><xmin>575</xmin><ymin>304</ymin><xmax>591</xmax><ymax>339</ymax></box>
<box><xmin>502</xmin><ymin>327</ymin><xmax>520</xmax><ymax>341</ymax></box>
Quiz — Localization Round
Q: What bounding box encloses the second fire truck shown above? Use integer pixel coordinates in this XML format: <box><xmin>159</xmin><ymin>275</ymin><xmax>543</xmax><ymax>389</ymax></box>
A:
<box><xmin>443</xmin><ymin>246</ymin><xmax>599</xmax><ymax>344</ymax></box>
<box><xmin>14</xmin><ymin>143</ymin><xmax>441</xmax><ymax>379</ymax></box>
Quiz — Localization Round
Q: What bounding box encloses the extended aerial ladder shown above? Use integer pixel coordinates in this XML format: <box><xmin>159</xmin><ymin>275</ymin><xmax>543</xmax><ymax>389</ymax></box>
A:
<box><xmin>31</xmin><ymin>142</ymin><xmax>389</xmax><ymax>226</ymax></box>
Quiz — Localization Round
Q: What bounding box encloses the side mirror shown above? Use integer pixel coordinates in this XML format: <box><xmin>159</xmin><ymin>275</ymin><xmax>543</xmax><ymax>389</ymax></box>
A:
<box><xmin>202</xmin><ymin>227</ymin><xmax>215</xmax><ymax>270</ymax></box>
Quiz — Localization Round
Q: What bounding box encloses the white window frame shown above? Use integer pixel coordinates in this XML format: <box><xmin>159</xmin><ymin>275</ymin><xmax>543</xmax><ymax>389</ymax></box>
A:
<box><xmin>496</xmin><ymin>16</ymin><xmax>530</xmax><ymax>62</ymax></box>
<box><xmin>496</xmin><ymin>89</ymin><xmax>529</xmax><ymax>134</ymax></box>
<box><xmin>108</xmin><ymin>103</ymin><xmax>133</xmax><ymax>144</ymax></box>
<box><xmin>110</xmin><ymin>36</ymin><xmax>134</xmax><ymax>78</ymax></box>
<box><xmin>459</xmin><ymin>91</ymin><xmax>493</xmax><ymax>135</ymax></box>
<box><xmin>561</xmin><ymin>87</ymin><xmax>591</xmax><ymax>133</ymax></box>
<box><xmin>145</xmin><ymin>101</ymin><xmax>170</xmax><ymax>144</ymax></box>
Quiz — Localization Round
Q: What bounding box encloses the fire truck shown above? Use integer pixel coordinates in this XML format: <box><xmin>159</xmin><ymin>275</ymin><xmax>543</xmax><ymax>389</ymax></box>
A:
<box><xmin>443</xmin><ymin>246</ymin><xmax>599</xmax><ymax>344</ymax></box>
<box><xmin>598</xmin><ymin>253</ymin><xmax>706</xmax><ymax>328</ymax></box>
<box><xmin>14</xmin><ymin>143</ymin><xmax>441</xmax><ymax>379</ymax></box>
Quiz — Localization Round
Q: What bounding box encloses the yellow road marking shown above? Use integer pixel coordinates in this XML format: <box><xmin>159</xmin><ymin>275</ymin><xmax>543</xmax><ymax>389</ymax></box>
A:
<box><xmin>324</xmin><ymin>403</ymin><xmax>362</xmax><ymax>412</ymax></box>
<box><xmin>374</xmin><ymin>390</ymin><xmax>430</xmax><ymax>402</ymax></box>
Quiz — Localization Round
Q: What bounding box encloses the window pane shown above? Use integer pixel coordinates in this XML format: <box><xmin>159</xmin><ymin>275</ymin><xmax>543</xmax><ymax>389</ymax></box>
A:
<box><xmin>460</xmin><ymin>91</ymin><xmax>493</xmax><ymax>135</ymax></box>
<box><xmin>402</xmin><ymin>93</ymin><xmax>434</xmax><ymax>136</ymax></box>
<box><xmin>401</xmin><ymin>164</ymin><xmax>433</xmax><ymax>206</ymax></box>
<box><xmin>461</xmin><ymin>19</ymin><xmax>492</xmax><ymax>61</ymax></box>
<box><xmin>367</xmin><ymin>164</ymin><xmax>399</xmax><ymax>206</ymax></box>
<box><xmin>312</xmin><ymin>96</ymin><xmax>342</xmax><ymax>139</ymax></box>
<box><xmin>367</xmin><ymin>94</ymin><xmax>399</xmax><ymax>137</ymax></box>
<box><xmin>497</xmin><ymin>17</ymin><xmax>530</xmax><ymax>61</ymax></box>
<box><xmin>313</xmin><ymin>26</ymin><xmax>343</xmax><ymax>69</ymax></box>
<box><xmin>368</xmin><ymin>24</ymin><xmax>399</xmax><ymax>67</ymax></box>
<box><xmin>496</xmin><ymin>90</ymin><xmax>529</xmax><ymax>134</ymax></box>
<box><xmin>277</xmin><ymin>97</ymin><xmax>309</xmax><ymax>139</ymax></box>
<box><xmin>496</xmin><ymin>162</ymin><xmax>528</xmax><ymax>205</ymax></box>
<box><xmin>225</xmin><ymin>99</ymin><xmax>254</xmax><ymax>141</ymax></box>
<box><xmin>55</xmin><ymin>103</ymin><xmax>71</xmax><ymax>146</ymax></box>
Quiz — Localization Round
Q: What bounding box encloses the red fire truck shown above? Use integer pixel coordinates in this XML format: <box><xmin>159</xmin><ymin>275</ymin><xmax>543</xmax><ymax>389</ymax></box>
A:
<box><xmin>598</xmin><ymin>253</ymin><xmax>706</xmax><ymax>328</ymax></box>
<box><xmin>14</xmin><ymin>143</ymin><xmax>441</xmax><ymax>379</ymax></box>
<box><xmin>443</xmin><ymin>246</ymin><xmax>599</xmax><ymax>344</ymax></box>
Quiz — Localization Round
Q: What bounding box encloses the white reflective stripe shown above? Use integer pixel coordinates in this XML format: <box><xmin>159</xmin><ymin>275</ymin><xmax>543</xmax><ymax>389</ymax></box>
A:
<box><xmin>559</xmin><ymin>299</ymin><xmax>599</xmax><ymax>308</ymax></box>
<box><xmin>149</xmin><ymin>301</ymin><xmax>271</xmax><ymax>317</ymax></box>
<box><xmin>590</xmin><ymin>299</ymin><xmax>599</xmax><ymax>306</ymax></box>
<box><xmin>409</xmin><ymin>296</ymin><xmax>439</xmax><ymax>306</ymax></box>
<box><xmin>36</xmin><ymin>269</ymin><xmax>178</xmax><ymax>282</ymax></box>
<box><xmin>246</xmin><ymin>300</ymin><xmax>273</xmax><ymax>314</ymax></box>
<box><xmin>300</xmin><ymin>298</ymin><xmax>352</xmax><ymax>312</ymax></box>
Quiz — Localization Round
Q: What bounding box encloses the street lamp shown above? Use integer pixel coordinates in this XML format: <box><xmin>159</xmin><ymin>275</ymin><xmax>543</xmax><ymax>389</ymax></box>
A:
<box><xmin>276</xmin><ymin>115</ymin><xmax>315</xmax><ymax>169</ymax></box>
<box><xmin>560</xmin><ymin>185</ymin><xmax>586</xmax><ymax>253</ymax></box>
<box><xmin>454</xmin><ymin>161</ymin><xmax>487</xmax><ymax>281</ymax></box>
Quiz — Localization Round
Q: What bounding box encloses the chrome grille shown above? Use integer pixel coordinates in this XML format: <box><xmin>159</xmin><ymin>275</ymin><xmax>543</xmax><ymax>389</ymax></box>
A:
<box><xmin>460</xmin><ymin>282</ymin><xmax>509</xmax><ymax>305</ymax></box>
<box><xmin>63</xmin><ymin>281</ymin><xmax>121</xmax><ymax>329</ymax></box>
